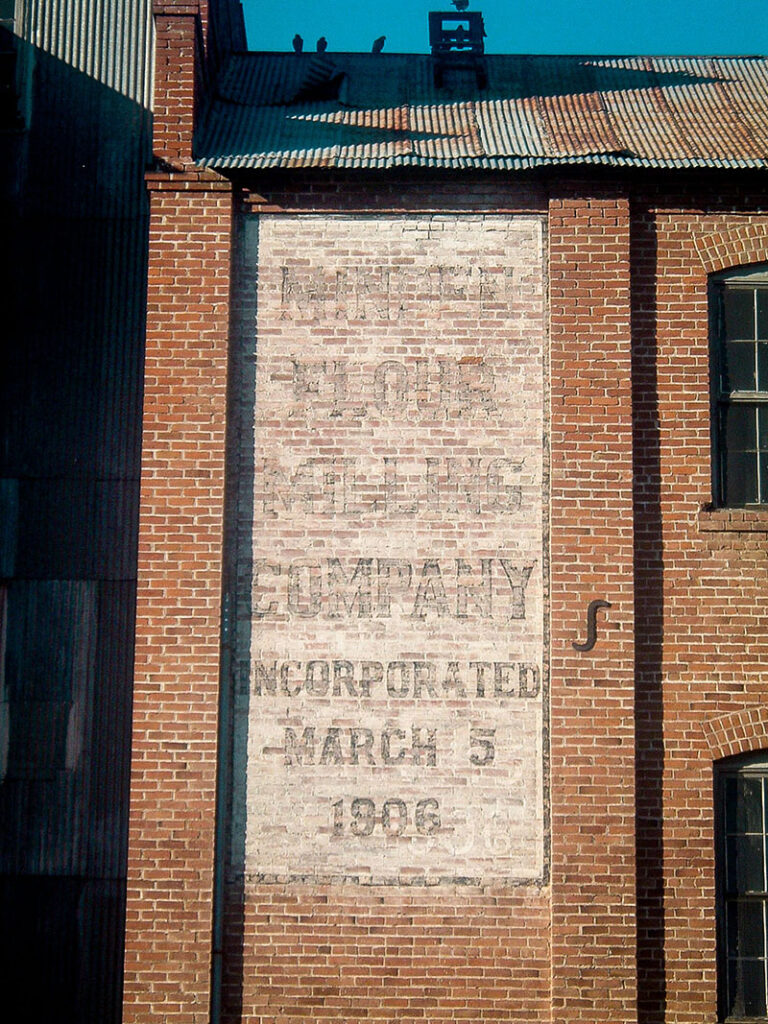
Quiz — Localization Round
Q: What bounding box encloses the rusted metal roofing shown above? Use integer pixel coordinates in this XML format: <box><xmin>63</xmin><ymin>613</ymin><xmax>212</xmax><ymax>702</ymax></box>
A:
<box><xmin>197</xmin><ymin>53</ymin><xmax>768</xmax><ymax>171</ymax></box>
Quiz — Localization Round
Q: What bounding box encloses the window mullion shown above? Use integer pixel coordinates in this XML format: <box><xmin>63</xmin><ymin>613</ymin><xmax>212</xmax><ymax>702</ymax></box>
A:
<box><xmin>755</xmin><ymin>287</ymin><xmax>760</xmax><ymax>387</ymax></box>
<box><xmin>763</xmin><ymin>778</ymin><xmax>768</xmax><ymax>1012</ymax></box>
<box><xmin>758</xmin><ymin>407</ymin><xmax>763</xmax><ymax>506</ymax></box>
<box><xmin>762</xmin><ymin>281</ymin><xmax>766</xmax><ymax>505</ymax></box>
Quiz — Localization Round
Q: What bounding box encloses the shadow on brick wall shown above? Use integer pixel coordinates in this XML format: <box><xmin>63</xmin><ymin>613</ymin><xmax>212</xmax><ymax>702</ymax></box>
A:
<box><xmin>215</xmin><ymin>212</ymin><xmax>259</xmax><ymax>1024</ymax></box>
<box><xmin>631</xmin><ymin>204</ymin><xmax>667</xmax><ymax>1023</ymax></box>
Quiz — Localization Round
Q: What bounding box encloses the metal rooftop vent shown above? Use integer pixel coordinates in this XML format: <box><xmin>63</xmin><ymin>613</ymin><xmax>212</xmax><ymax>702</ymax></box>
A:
<box><xmin>429</xmin><ymin>4</ymin><xmax>487</xmax><ymax>88</ymax></box>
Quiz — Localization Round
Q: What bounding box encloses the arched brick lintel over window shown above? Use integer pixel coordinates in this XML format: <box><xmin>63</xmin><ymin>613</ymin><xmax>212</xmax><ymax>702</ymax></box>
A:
<box><xmin>696</xmin><ymin>227</ymin><xmax>768</xmax><ymax>276</ymax></box>
<box><xmin>704</xmin><ymin>706</ymin><xmax>768</xmax><ymax>762</ymax></box>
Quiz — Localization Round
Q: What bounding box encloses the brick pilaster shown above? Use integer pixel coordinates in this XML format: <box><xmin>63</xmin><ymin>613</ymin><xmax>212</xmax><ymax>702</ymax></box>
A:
<box><xmin>548</xmin><ymin>190</ymin><xmax>638</xmax><ymax>1023</ymax></box>
<box><xmin>122</xmin><ymin>174</ymin><xmax>233</xmax><ymax>1023</ymax></box>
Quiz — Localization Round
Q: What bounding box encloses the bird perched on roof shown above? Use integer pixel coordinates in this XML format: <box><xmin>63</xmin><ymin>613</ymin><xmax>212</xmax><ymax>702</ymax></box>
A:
<box><xmin>316</xmin><ymin>36</ymin><xmax>328</xmax><ymax>52</ymax></box>
<box><xmin>372</xmin><ymin>35</ymin><xmax>385</xmax><ymax>53</ymax></box>
<box><xmin>292</xmin><ymin>34</ymin><xmax>303</xmax><ymax>53</ymax></box>
<box><xmin>452</xmin><ymin>0</ymin><xmax>470</xmax><ymax>9</ymax></box>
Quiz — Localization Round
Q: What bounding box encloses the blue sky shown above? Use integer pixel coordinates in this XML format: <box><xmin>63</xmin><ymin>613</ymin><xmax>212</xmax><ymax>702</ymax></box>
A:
<box><xmin>242</xmin><ymin>0</ymin><xmax>768</xmax><ymax>55</ymax></box>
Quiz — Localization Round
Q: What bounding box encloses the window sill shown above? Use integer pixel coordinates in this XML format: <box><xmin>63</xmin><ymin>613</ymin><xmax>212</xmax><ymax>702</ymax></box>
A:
<box><xmin>699</xmin><ymin>506</ymin><xmax>768</xmax><ymax>532</ymax></box>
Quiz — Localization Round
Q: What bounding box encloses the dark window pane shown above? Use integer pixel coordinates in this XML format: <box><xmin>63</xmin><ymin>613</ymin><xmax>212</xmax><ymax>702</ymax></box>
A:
<box><xmin>728</xmin><ymin>834</ymin><xmax>766</xmax><ymax>894</ymax></box>
<box><xmin>728</xmin><ymin>901</ymin><xmax>766</xmax><ymax>958</ymax></box>
<box><xmin>729</xmin><ymin>958</ymin><xmax>768</xmax><ymax>1018</ymax></box>
<box><xmin>757</xmin><ymin>289</ymin><xmax>768</xmax><ymax>340</ymax></box>
<box><xmin>723</xmin><ymin>341</ymin><xmax>757</xmax><ymax>392</ymax></box>
<box><xmin>726</xmin><ymin>777</ymin><xmax>765</xmax><ymax>833</ymax></box>
<box><xmin>762</xmin><ymin>453</ymin><xmax>768</xmax><ymax>503</ymax></box>
<box><xmin>760</xmin><ymin>407</ymin><xmax>768</xmax><ymax>450</ymax></box>
<box><xmin>724</xmin><ymin>288</ymin><xmax>756</xmax><ymax>340</ymax></box>
<box><xmin>719</xmin><ymin>761</ymin><xmax>768</xmax><ymax>1019</ymax></box>
<box><xmin>743</xmin><ymin>958</ymin><xmax>767</xmax><ymax>1017</ymax></box>
<box><xmin>723</xmin><ymin>405</ymin><xmax>758</xmax><ymax>452</ymax></box>
<box><xmin>759</xmin><ymin>341</ymin><xmax>768</xmax><ymax>391</ymax></box>
<box><xmin>728</xmin><ymin>956</ymin><xmax>768</xmax><ymax>1017</ymax></box>
<box><xmin>723</xmin><ymin>450</ymin><xmax>759</xmax><ymax>505</ymax></box>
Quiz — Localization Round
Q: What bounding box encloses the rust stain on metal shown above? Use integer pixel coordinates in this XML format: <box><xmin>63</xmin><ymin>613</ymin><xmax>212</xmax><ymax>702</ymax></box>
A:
<box><xmin>200</xmin><ymin>53</ymin><xmax>768</xmax><ymax>171</ymax></box>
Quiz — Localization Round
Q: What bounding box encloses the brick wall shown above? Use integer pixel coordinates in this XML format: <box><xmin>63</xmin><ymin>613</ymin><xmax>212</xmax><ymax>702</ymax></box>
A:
<box><xmin>219</xmin><ymin>206</ymin><xmax>551</xmax><ymax>1021</ymax></box>
<box><xmin>125</xmin><ymin>163</ymin><xmax>768</xmax><ymax>1023</ymax></box>
<box><xmin>548</xmin><ymin>189</ymin><xmax>637</xmax><ymax>1023</ymax></box>
<box><xmin>123</xmin><ymin>175</ymin><xmax>233</xmax><ymax>1024</ymax></box>
<box><xmin>633</xmin><ymin>196</ymin><xmax>768</xmax><ymax>1024</ymax></box>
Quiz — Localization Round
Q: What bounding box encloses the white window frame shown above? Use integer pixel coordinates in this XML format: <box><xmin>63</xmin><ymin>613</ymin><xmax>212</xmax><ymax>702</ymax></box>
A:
<box><xmin>710</xmin><ymin>266</ymin><xmax>768</xmax><ymax>507</ymax></box>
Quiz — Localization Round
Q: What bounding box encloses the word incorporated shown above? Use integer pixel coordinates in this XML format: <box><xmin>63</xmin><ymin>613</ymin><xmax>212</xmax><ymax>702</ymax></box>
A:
<box><xmin>252</xmin><ymin>557</ymin><xmax>536</xmax><ymax>621</ymax></box>
<box><xmin>248</xmin><ymin>659</ymin><xmax>541</xmax><ymax>700</ymax></box>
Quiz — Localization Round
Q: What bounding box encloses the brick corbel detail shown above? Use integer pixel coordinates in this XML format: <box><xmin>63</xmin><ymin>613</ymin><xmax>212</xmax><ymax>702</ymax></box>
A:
<box><xmin>122</xmin><ymin>177</ymin><xmax>233</xmax><ymax>1023</ymax></box>
<box><xmin>548</xmin><ymin>190</ymin><xmax>638</xmax><ymax>1023</ymax></box>
<box><xmin>145</xmin><ymin>166</ymin><xmax>232</xmax><ymax>191</ymax></box>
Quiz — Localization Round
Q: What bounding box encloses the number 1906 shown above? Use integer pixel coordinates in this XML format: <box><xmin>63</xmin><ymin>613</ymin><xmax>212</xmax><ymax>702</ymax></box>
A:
<box><xmin>332</xmin><ymin>797</ymin><xmax>441</xmax><ymax>837</ymax></box>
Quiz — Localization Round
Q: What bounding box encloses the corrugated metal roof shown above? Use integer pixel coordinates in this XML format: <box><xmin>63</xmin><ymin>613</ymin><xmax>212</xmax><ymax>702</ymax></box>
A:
<box><xmin>197</xmin><ymin>53</ymin><xmax>768</xmax><ymax>171</ymax></box>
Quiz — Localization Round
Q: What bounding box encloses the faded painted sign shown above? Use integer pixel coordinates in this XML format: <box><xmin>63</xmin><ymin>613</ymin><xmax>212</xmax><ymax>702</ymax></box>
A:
<box><xmin>235</xmin><ymin>214</ymin><xmax>547</xmax><ymax>884</ymax></box>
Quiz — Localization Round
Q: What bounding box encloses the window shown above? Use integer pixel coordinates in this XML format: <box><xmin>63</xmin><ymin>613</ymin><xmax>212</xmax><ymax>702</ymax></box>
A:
<box><xmin>717</xmin><ymin>753</ymin><xmax>768</xmax><ymax>1020</ymax></box>
<box><xmin>711</xmin><ymin>268</ymin><xmax>768</xmax><ymax>506</ymax></box>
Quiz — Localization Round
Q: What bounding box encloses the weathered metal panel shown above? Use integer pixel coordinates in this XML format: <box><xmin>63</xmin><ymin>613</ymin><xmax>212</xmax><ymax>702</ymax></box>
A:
<box><xmin>16</xmin><ymin>0</ymin><xmax>154</xmax><ymax>108</ymax></box>
<box><xmin>81</xmin><ymin>581</ymin><xmax>136</xmax><ymax>876</ymax></box>
<box><xmin>13</xmin><ymin>479</ymin><xmax>139</xmax><ymax>580</ymax></box>
<box><xmin>0</xmin><ymin>580</ymin><xmax>136</xmax><ymax>877</ymax></box>
<box><xmin>5</xmin><ymin>1</ymin><xmax>153</xmax><ymax>219</ymax></box>
<box><xmin>0</xmin><ymin>875</ymin><xmax>126</xmax><ymax>1023</ymax></box>
<box><xmin>1</xmin><ymin>3</ymin><xmax>150</xmax><ymax>1020</ymax></box>
<box><xmin>1</xmin><ymin>219</ymin><xmax>147</xmax><ymax>478</ymax></box>
<box><xmin>0</xmin><ymin>580</ymin><xmax>97</xmax><ymax>873</ymax></box>
<box><xmin>0</xmin><ymin>876</ymin><xmax>84</xmax><ymax>1023</ymax></box>
<box><xmin>475</xmin><ymin>96</ymin><xmax>546</xmax><ymax>159</ymax></box>
<box><xmin>198</xmin><ymin>52</ymin><xmax>768</xmax><ymax>171</ymax></box>
<box><xmin>0</xmin><ymin>480</ymin><xmax>18</xmax><ymax>577</ymax></box>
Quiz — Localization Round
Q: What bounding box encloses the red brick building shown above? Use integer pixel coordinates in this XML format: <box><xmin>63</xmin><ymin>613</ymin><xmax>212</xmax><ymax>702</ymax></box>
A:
<box><xmin>125</xmin><ymin>3</ymin><xmax>768</xmax><ymax>1022</ymax></box>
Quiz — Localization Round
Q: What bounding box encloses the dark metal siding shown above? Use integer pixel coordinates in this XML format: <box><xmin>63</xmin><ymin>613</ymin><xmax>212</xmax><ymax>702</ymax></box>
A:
<box><xmin>0</xmin><ymin>2</ymin><xmax>152</xmax><ymax>1019</ymax></box>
